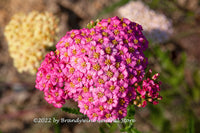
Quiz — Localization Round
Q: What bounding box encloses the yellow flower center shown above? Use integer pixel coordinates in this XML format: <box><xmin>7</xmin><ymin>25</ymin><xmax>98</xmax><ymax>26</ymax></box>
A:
<box><xmin>93</xmin><ymin>64</ymin><xmax>101</xmax><ymax>71</ymax></box>
<box><xmin>55</xmin><ymin>92</ymin><xmax>59</xmax><ymax>97</ymax></box>
<box><xmin>123</xmin><ymin>39</ymin><xmax>128</xmax><ymax>44</ymax></box>
<box><xmin>84</xmin><ymin>104</ymin><xmax>89</xmax><ymax>110</ymax></box>
<box><xmin>107</xmin><ymin>70</ymin><xmax>114</xmax><ymax>77</ymax></box>
<box><xmin>81</xmin><ymin>48</ymin><xmax>86</xmax><ymax>53</ymax></box>
<box><xmin>119</xmin><ymin>50</ymin><xmax>124</xmax><ymax>55</ymax></box>
<box><xmin>90</xmin><ymin>31</ymin><xmax>95</xmax><ymax>35</ymax></box>
<box><xmin>97</xmin><ymin>92</ymin><xmax>104</xmax><ymax>98</ymax></box>
<box><xmin>92</xmin><ymin>113</ymin><xmax>98</xmax><ymax>117</ymax></box>
<box><xmin>119</xmin><ymin>86</ymin><xmax>125</xmax><ymax>93</ymax></box>
<box><xmin>102</xmin><ymin>32</ymin><xmax>108</xmax><ymax>36</ymax></box>
<box><xmin>118</xmin><ymin>73</ymin><xmax>124</xmax><ymax>79</ymax></box>
<box><xmin>71</xmin><ymin>32</ymin><xmax>75</xmax><ymax>38</ymax></box>
<box><xmin>137</xmin><ymin>70</ymin><xmax>141</xmax><ymax>76</ymax></box>
<box><xmin>128</xmin><ymin>29</ymin><xmax>132</xmax><ymax>33</ymax></box>
<box><xmin>93</xmin><ymin>52</ymin><xmax>100</xmax><ymax>58</ymax></box>
<box><xmin>74</xmin><ymin>58</ymin><xmax>78</xmax><ymax>64</ymax></box>
<box><xmin>87</xmin><ymin>75</ymin><xmax>92</xmax><ymax>80</ymax></box>
<box><xmin>98</xmin><ymin>78</ymin><xmax>105</xmax><ymax>84</ymax></box>
<box><xmin>70</xmin><ymin>82</ymin><xmax>75</xmax><ymax>88</ymax></box>
<box><xmin>69</xmin><ymin>67</ymin><xmax>75</xmax><ymax>74</ymax></box>
<box><xmin>83</xmin><ymin>87</ymin><xmax>89</xmax><ymax>93</ymax></box>
<box><xmin>99</xmin><ymin>105</ymin><xmax>104</xmax><ymax>111</ymax></box>
<box><xmin>88</xmin><ymin>97</ymin><xmax>94</xmax><ymax>102</ymax></box>
<box><xmin>65</xmin><ymin>42</ymin><xmax>69</xmax><ymax>47</ymax></box>
<box><xmin>122</xmin><ymin>23</ymin><xmax>127</xmax><ymax>27</ymax></box>
<box><xmin>128</xmin><ymin>47</ymin><xmax>135</xmax><ymax>53</ymax></box>
<box><xmin>81</xmin><ymin>32</ymin><xmax>86</xmax><ymax>36</ymax></box>
<box><xmin>64</xmin><ymin>52</ymin><xmax>68</xmax><ymax>57</ymax></box>
<box><xmin>107</xmin><ymin>18</ymin><xmax>111</xmax><ymax>23</ymax></box>
<box><xmin>55</xmin><ymin>50</ymin><xmax>60</xmax><ymax>55</ymax></box>
<box><xmin>77</xmin><ymin>77</ymin><xmax>82</xmax><ymax>82</ymax></box>
<box><xmin>101</xmin><ymin>26</ymin><xmax>107</xmax><ymax>30</ymax></box>
<box><xmin>86</xmin><ymin>37</ymin><xmax>92</xmax><ymax>42</ymax></box>
<box><xmin>114</xmin><ymin>29</ymin><xmax>119</xmax><ymax>35</ymax></box>
<box><xmin>91</xmin><ymin>46</ymin><xmax>96</xmax><ymax>51</ymax></box>
<box><xmin>105</xmin><ymin>47</ymin><xmax>111</xmax><ymax>54</ymax></box>
<box><xmin>115</xmin><ymin>62</ymin><xmax>120</xmax><ymax>68</ymax></box>
<box><xmin>46</xmin><ymin>75</ymin><xmax>50</xmax><ymax>79</ymax></box>
<box><xmin>43</xmin><ymin>83</ymin><xmax>46</xmax><ymax>88</ymax></box>
<box><xmin>113</xmin><ymin>24</ymin><xmax>118</xmax><ymax>27</ymax></box>
<box><xmin>105</xmin><ymin>59</ymin><xmax>111</xmax><ymax>65</ymax></box>
<box><xmin>107</xmin><ymin>98</ymin><xmax>113</xmax><ymax>104</ymax></box>
<box><xmin>134</xmin><ymin>39</ymin><xmax>138</xmax><ymax>44</ymax></box>
<box><xmin>119</xmin><ymin>98</ymin><xmax>125</xmax><ymax>105</ymax></box>
<box><xmin>105</xmin><ymin>113</ymin><xmax>111</xmax><ymax>118</ymax></box>
<box><xmin>137</xmin><ymin>59</ymin><xmax>141</xmax><ymax>65</ymax></box>
<box><xmin>98</xmin><ymin>38</ymin><xmax>104</xmax><ymax>44</ymax></box>
<box><xmin>126</xmin><ymin>58</ymin><xmax>132</xmax><ymax>64</ymax></box>
<box><xmin>78</xmin><ymin>95</ymin><xmax>82</xmax><ymax>101</ymax></box>
<box><xmin>72</xmin><ymin>49</ymin><xmax>77</xmax><ymax>55</ymax></box>
<box><xmin>109</xmin><ymin>85</ymin><xmax>115</xmax><ymax>91</ymax></box>
<box><xmin>75</xmin><ymin>38</ymin><xmax>81</xmax><ymax>44</ymax></box>
<box><xmin>112</xmin><ymin>39</ymin><xmax>118</xmax><ymax>45</ymax></box>
<box><xmin>118</xmin><ymin>110</ymin><xmax>123</xmax><ymax>115</ymax></box>
<box><xmin>59</xmin><ymin>41</ymin><xmax>63</xmax><ymax>44</ymax></box>
<box><xmin>81</xmin><ymin>62</ymin><xmax>87</xmax><ymax>68</ymax></box>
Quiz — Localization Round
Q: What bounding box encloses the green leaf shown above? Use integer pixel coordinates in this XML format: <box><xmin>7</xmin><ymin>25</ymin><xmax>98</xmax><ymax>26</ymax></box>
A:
<box><xmin>193</xmin><ymin>69</ymin><xmax>200</xmax><ymax>87</ymax></box>
<box><xmin>61</xmin><ymin>107</ymin><xmax>85</xmax><ymax>116</ymax></box>
<box><xmin>97</xmin><ymin>0</ymin><xmax>131</xmax><ymax>18</ymax></box>
<box><xmin>99</xmin><ymin>127</ymin><xmax>106</xmax><ymax>133</ymax></box>
<box><xmin>54</xmin><ymin>122</ymin><xmax>61</xmax><ymax>133</ymax></box>
<box><xmin>161</xmin><ymin>120</ymin><xmax>172</xmax><ymax>133</ymax></box>
<box><xmin>108</xmin><ymin>123</ymin><xmax>118</xmax><ymax>133</ymax></box>
<box><xmin>86</xmin><ymin>19</ymin><xmax>100</xmax><ymax>29</ymax></box>
<box><xmin>192</xmin><ymin>87</ymin><xmax>200</xmax><ymax>102</ymax></box>
<box><xmin>187</xmin><ymin>115</ymin><xmax>195</xmax><ymax>133</ymax></box>
<box><xmin>118</xmin><ymin>104</ymin><xmax>137</xmax><ymax>133</ymax></box>
<box><xmin>131</xmin><ymin>128</ymin><xmax>141</xmax><ymax>133</ymax></box>
<box><xmin>106</xmin><ymin>123</ymin><xmax>111</xmax><ymax>128</ymax></box>
<box><xmin>148</xmin><ymin>104</ymin><xmax>165</xmax><ymax>128</ymax></box>
<box><xmin>46</xmin><ymin>45</ymin><xmax>56</xmax><ymax>51</ymax></box>
<box><xmin>126</xmin><ymin>104</ymin><xmax>135</xmax><ymax>119</ymax></box>
<box><xmin>148</xmin><ymin>0</ymin><xmax>161</xmax><ymax>9</ymax></box>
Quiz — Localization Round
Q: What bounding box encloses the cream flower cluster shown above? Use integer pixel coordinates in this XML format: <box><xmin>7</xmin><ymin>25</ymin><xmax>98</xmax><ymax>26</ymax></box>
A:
<box><xmin>118</xmin><ymin>1</ymin><xmax>173</xmax><ymax>44</ymax></box>
<box><xmin>4</xmin><ymin>11</ymin><xmax>59</xmax><ymax>74</ymax></box>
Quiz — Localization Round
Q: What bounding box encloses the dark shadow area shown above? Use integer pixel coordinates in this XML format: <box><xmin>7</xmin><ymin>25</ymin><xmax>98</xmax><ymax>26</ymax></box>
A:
<box><xmin>57</xmin><ymin>3</ymin><xmax>82</xmax><ymax>30</ymax></box>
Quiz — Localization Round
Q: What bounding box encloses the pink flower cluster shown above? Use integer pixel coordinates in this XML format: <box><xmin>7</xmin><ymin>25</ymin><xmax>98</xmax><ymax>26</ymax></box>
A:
<box><xmin>35</xmin><ymin>16</ymin><xmax>162</xmax><ymax>122</ymax></box>
<box><xmin>134</xmin><ymin>69</ymin><xmax>162</xmax><ymax>108</ymax></box>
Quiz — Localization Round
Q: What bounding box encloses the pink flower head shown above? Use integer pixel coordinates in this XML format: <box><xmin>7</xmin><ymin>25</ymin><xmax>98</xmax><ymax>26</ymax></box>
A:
<box><xmin>35</xmin><ymin>16</ymin><xmax>161</xmax><ymax>122</ymax></box>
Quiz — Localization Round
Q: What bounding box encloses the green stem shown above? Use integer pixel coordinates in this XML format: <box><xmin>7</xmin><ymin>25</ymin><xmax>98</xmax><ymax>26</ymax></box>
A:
<box><xmin>61</xmin><ymin>107</ymin><xmax>85</xmax><ymax>116</ymax></box>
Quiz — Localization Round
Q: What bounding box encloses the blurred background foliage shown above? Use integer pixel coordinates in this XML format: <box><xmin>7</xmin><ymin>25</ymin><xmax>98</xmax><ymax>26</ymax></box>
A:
<box><xmin>0</xmin><ymin>0</ymin><xmax>200</xmax><ymax>133</ymax></box>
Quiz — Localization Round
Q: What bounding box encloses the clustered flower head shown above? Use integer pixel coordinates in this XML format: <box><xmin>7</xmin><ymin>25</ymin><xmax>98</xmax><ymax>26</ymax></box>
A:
<box><xmin>118</xmin><ymin>1</ymin><xmax>173</xmax><ymax>44</ymax></box>
<box><xmin>35</xmin><ymin>16</ymin><xmax>162</xmax><ymax>122</ymax></box>
<box><xmin>4</xmin><ymin>11</ymin><xmax>59</xmax><ymax>74</ymax></box>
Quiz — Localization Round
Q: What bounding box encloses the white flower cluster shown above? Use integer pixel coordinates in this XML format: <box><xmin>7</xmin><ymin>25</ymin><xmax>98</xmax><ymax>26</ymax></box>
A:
<box><xmin>118</xmin><ymin>1</ymin><xmax>173</xmax><ymax>44</ymax></box>
<box><xmin>4</xmin><ymin>11</ymin><xmax>59</xmax><ymax>74</ymax></box>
